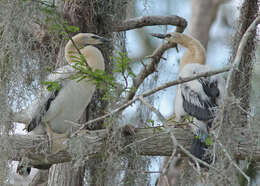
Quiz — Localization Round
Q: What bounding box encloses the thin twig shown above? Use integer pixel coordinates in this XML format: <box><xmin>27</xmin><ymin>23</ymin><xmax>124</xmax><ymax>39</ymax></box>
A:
<box><xmin>142</xmin><ymin>66</ymin><xmax>230</xmax><ymax>98</ymax></box>
<box><xmin>139</xmin><ymin>95</ymin><xmax>177</xmax><ymax>186</ymax></box>
<box><xmin>212</xmin><ymin>132</ymin><xmax>250</xmax><ymax>185</ymax></box>
<box><xmin>138</xmin><ymin>96</ymin><xmax>232</xmax><ymax>184</ymax></box>
<box><xmin>120</xmin><ymin>16</ymin><xmax>188</xmax><ymax>103</ymax></box>
<box><xmin>70</xmin><ymin>66</ymin><xmax>230</xmax><ymax>137</ymax></box>
<box><xmin>123</xmin><ymin>42</ymin><xmax>176</xmax><ymax>103</ymax></box>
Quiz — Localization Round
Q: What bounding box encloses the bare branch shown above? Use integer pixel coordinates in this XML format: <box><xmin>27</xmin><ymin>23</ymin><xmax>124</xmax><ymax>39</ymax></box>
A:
<box><xmin>142</xmin><ymin>66</ymin><xmax>230</xmax><ymax>98</ymax></box>
<box><xmin>123</xmin><ymin>42</ymin><xmax>176</xmax><ymax>103</ymax></box>
<box><xmin>72</xmin><ymin>66</ymin><xmax>229</xmax><ymax>133</ymax></box>
<box><xmin>5</xmin><ymin>126</ymin><xmax>260</xmax><ymax>170</ymax></box>
<box><xmin>212</xmin><ymin>132</ymin><xmax>251</xmax><ymax>186</ymax></box>
<box><xmin>113</xmin><ymin>15</ymin><xmax>187</xmax><ymax>32</ymax></box>
<box><xmin>138</xmin><ymin>96</ymin><xmax>231</xmax><ymax>183</ymax></box>
<box><xmin>116</xmin><ymin>16</ymin><xmax>187</xmax><ymax>103</ymax></box>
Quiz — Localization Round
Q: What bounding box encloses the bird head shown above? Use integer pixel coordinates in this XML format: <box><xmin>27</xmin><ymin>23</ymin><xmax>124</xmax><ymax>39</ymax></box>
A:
<box><xmin>72</xmin><ymin>33</ymin><xmax>111</xmax><ymax>47</ymax></box>
<box><xmin>65</xmin><ymin>33</ymin><xmax>110</xmax><ymax>66</ymax></box>
<box><xmin>151</xmin><ymin>32</ymin><xmax>183</xmax><ymax>44</ymax></box>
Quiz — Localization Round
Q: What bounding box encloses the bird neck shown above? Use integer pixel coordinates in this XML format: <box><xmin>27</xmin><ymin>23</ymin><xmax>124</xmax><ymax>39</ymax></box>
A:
<box><xmin>65</xmin><ymin>40</ymin><xmax>81</xmax><ymax>65</ymax></box>
<box><xmin>65</xmin><ymin>41</ymin><xmax>105</xmax><ymax>71</ymax></box>
<box><xmin>178</xmin><ymin>34</ymin><xmax>206</xmax><ymax>70</ymax></box>
<box><xmin>80</xmin><ymin>46</ymin><xmax>105</xmax><ymax>71</ymax></box>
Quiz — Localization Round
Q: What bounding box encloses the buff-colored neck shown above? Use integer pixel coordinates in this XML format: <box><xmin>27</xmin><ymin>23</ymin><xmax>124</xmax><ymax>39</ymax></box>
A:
<box><xmin>64</xmin><ymin>40</ymin><xmax>104</xmax><ymax>71</ymax></box>
<box><xmin>178</xmin><ymin>34</ymin><xmax>206</xmax><ymax>70</ymax></box>
<box><xmin>65</xmin><ymin>40</ymin><xmax>81</xmax><ymax>65</ymax></box>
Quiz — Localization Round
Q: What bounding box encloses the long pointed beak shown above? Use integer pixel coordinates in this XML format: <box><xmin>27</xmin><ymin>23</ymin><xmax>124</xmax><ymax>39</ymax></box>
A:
<box><xmin>95</xmin><ymin>36</ymin><xmax>111</xmax><ymax>43</ymax></box>
<box><xmin>99</xmin><ymin>37</ymin><xmax>111</xmax><ymax>43</ymax></box>
<box><xmin>151</xmin><ymin>33</ymin><xmax>169</xmax><ymax>39</ymax></box>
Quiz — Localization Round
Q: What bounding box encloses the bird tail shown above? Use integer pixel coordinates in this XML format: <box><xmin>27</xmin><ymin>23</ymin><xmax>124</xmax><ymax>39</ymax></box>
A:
<box><xmin>27</xmin><ymin>118</ymin><xmax>38</xmax><ymax>132</ymax></box>
<box><xmin>189</xmin><ymin>130</ymin><xmax>213</xmax><ymax>167</ymax></box>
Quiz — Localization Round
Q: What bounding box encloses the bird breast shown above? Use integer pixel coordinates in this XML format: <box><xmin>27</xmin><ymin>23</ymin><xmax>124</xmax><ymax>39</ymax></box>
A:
<box><xmin>44</xmin><ymin>79</ymin><xmax>96</xmax><ymax>134</ymax></box>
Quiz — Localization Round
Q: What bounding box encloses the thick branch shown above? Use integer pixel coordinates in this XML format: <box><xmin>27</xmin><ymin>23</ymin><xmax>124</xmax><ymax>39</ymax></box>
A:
<box><xmin>113</xmin><ymin>15</ymin><xmax>187</xmax><ymax>32</ymax></box>
<box><xmin>123</xmin><ymin>42</ymin><xmax>176</xmax><ymax>102</ymax></box>
<box><xmin>119</xmin><ymin>16</ymin><xmax>187</xmax><ymax>103</ymax></box>
<box><xmin>6</xmin><ymin>127</ymin><xmax>260</xmax><ymax>169</ymax></box>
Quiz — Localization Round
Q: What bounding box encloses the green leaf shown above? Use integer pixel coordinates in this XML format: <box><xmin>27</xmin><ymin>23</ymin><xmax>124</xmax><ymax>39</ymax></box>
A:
<box><xmin>195</xmin><ymin>135</ymin><xmax>200</xmax><ymax>139</ymax></box>
<box><xmin>45</xmin><ymin>17</ymin><xmax>52</xmax><ymax>23</ymax></box>
<box><xmin>41</xmin><ymin>81</ymin><xmax>61</xmax><ymax>92</ymax></box>
<box><xmin>205</xmin><ymin>136</ymin><xmax>212</xmax><ymax>146</ymax></box>
<box><xmin>146</xmin><ymin>119</ymin><xmax>155</xmax><ymax>126</ymax></box>
<box><xmin>66</xmin><ymin>25</ymin><xmax>80</xmax><ymax>33</ymax></box>
<box><xmin>112</xmin><ymin>52</ymin><xmax>135</xmax><ymax>78</ymax></box>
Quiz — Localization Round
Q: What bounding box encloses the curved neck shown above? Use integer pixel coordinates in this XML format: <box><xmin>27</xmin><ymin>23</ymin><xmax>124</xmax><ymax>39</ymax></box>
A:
<box><xmin>65</xmin><ymin>40</ymin><xmax>80</xmax><ymax>65</ymax></box>
<box><xmin>65</xmin><ymin>41</ymin><xmax>104</xmax><ymax>71</ymax></box>
<box><xmin>178</xmin><ymin>34</ymin><xmax>206</xmax><ymax>70</ymax></box>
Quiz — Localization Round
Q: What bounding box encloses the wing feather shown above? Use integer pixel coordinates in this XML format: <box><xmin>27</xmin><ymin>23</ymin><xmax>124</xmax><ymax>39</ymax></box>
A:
<box><xmin>27</xmin><ymin>84</ymin><xmax>62</xmax><ymax>132</ymax></box>
<box><xmin>27</xmin><ymin>65</ymin><xmax>76</xmax><ymax>132</ymax></box>
<box><xmin>181</xmin><ymin>84</ymin><xmax>216</xmax><ymax>121</ymax></box>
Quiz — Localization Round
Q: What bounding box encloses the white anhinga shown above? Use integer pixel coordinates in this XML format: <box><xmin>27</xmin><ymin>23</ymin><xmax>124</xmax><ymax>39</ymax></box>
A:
<box><xmin>152</xmin><ymin>32</ymin><xmax>225</xmax><ymax>163</ymax></box>
<box><xmin>16</xmin><ymin>33</ymin><xmax>109</xmax><ymax>176</ymax></box>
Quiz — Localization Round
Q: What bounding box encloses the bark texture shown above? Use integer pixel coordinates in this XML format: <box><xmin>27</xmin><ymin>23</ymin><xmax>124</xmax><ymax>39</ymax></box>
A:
<box><xmin>3</xmin><ymin>127</ymin><xmax>260</xmax><ymax>167</ymax></box>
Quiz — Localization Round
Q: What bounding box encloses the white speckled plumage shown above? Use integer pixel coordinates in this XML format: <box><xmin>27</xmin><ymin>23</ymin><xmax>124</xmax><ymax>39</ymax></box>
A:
<box><xmin>152</xmin><ymin>32</ymin><xmax>225</xmax><ymax>134</ymax></box>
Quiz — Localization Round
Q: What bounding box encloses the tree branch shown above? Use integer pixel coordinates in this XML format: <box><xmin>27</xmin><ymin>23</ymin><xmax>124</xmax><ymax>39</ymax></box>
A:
<box><xmin>6</xmin><ymin>126</ymin><xmax>260</xmax><ymax>169</ymax></box>
<box><xmin>123</xmin><ymin>42</ymin><xmax>176</xmax><ymax>103</ymax></box>
<box><xmin>115</xmin><ymin>15</ymin><xmax>187</xmax><ymax>103</ymax></box>
<box><xmin>138</xmin><ymin>96</ymin><xmax>231</xmax><ymax>182</ymax></box>
<box><xmin>72</xmin><ymin>66</ymin><xmax>230</xmax><ymax>133</ymax></box>
<box><xmin>113</xmin><ymin>15</ymin><xmax>187</xmax><ymax>32</ymax></box>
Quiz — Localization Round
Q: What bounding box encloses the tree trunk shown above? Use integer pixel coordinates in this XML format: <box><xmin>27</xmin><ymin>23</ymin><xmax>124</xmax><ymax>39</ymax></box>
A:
<box><xmin>47</xmin><ymin>0</ymin><xmax>128</xmax><ymax>185</ymax></box>
<box><xmin>218</xmin><ymin>0</ymin><xmax>259</xmax><ymax>185</ymax></box>
<box><xmin>189</xmin><ymin>0</ymin><xmax>223</xmax><ymax>48</ymax></box>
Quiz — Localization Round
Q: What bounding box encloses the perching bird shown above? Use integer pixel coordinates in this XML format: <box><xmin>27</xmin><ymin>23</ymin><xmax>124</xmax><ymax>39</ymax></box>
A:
<box><xmin>17</xmin><ymin>33</ymin><xmax>109</xmax><ymax>176</ymax></box>
<box><xmin>152</xmin><ymin>32</ymin><xmax>225</xmax><ymax>164</ymax></box>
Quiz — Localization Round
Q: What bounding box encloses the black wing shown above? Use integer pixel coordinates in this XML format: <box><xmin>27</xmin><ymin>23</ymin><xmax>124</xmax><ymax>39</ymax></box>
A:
<box><xmin>27</xmin><ymin>87</ymin><xmax>60</xmax><ymax>132</ymax></box>
<box><xmin>181</xmin><ymin>84</ymin><xmax>217</xmax><ymax>121</ymax></box>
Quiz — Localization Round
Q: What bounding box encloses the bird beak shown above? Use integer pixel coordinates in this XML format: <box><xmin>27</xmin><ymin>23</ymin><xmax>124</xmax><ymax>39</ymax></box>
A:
<box><xmin>151</xmin><ymin>33</ymin><xmax>179</xmax><ymax>52</ymax></box>
<box><xmin>151</xmin><ymin>33</ymin><xmax>169</xmax><ymax>39</ymax></box>
<box><xmin>96</xmin><ymin>36</ymin><xmax>111</xmax><ymax>43</ymax></box>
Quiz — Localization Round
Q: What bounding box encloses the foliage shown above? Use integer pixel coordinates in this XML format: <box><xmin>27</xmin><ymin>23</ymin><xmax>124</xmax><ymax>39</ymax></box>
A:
<box><xmin>41</xmin><ymin>81</ymin><xmax>61</xmax><ymax>92</ymax></box>
<box><xmin>71</xmin><ymin>54</ymin><xmax>116</xmax><ymax>90</ymax></box>
<box><xmin>37</xmin><ymin>2</ymin><xmax>80</xmax><ymax>39</ymax></box>
<box><xmin>112</xmin><ymin>52</ymin><xmax>136</xmax><ymax>90</ymax></box>
<box><xmin>205</xmin><ymin>136</ymin><xmax>212</xmax><ymax>146</ymax></box>
<box><xmin>112</xmin><ymin>52</ymin><xmax>135</xmax><ymax>78</ymax></box>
